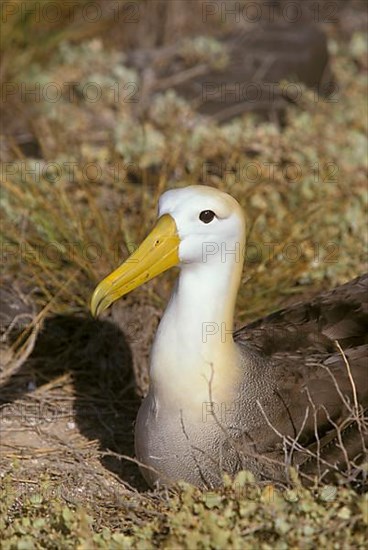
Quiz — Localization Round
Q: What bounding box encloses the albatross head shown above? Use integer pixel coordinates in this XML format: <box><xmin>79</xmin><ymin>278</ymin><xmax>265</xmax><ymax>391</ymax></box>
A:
<box><xmin>91</xmin><ymin>185</ymin><xmax>245</xmax><ymax>316</ymax></box>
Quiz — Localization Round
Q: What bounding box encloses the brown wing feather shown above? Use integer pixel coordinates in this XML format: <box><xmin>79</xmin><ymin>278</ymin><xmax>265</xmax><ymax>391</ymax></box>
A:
<box><xmin>234</xmin><ymin>274</ymin><xmax>368</xmax><ymax>482</ymax></box>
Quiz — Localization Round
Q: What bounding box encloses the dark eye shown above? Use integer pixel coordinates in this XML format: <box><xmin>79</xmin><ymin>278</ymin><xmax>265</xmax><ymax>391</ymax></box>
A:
<box><xmin>199</xmin><ymin>210</ymin><xmax>216</xmax><ymax>224</ymax></box>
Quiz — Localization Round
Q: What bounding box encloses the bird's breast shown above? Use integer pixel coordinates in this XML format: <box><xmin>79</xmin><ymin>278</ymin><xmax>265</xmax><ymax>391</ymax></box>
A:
<box><xmin>133</xmin><ymin>374</ymin><xmax>274</xmax><ymax>487</ymax></box>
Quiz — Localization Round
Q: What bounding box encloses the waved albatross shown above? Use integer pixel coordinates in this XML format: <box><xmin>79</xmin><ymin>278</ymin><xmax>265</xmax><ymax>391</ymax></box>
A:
<box><xmin>91</xmin><ymin>185</ymin><xmax>367</xmax><ymax>488</ymax></box>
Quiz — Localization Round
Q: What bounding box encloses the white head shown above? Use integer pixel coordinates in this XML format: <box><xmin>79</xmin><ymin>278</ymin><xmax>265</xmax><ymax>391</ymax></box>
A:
<box><xmin>158</xmin><ymin>185</ymin><xmax>246</xmax><ymax>266</ymax></box>
<box><xmin>91</xmin><ymin>185</ymin><xmax>246</xmax><ymax>316</ymax></box>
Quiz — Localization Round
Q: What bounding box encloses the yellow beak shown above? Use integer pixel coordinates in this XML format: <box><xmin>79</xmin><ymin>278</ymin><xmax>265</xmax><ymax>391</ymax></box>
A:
<box><xmin>90</xmin><ymin>214</ymin><xmax>180</xmax><ymax>317</ymax></box>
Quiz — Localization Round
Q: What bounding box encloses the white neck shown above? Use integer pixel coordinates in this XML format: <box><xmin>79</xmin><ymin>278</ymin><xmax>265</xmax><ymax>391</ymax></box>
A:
<box><xmin>149</xmin><ymin>251</ymin><xmax>244</xmax><ymax>407</ymax></box>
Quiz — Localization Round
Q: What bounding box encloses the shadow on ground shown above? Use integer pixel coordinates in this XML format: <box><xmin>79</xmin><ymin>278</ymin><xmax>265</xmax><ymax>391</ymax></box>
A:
<box><xmin>0</xmin><ymin>314</ymin><xmax>145</xmax><ymax>490</ymax></box>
